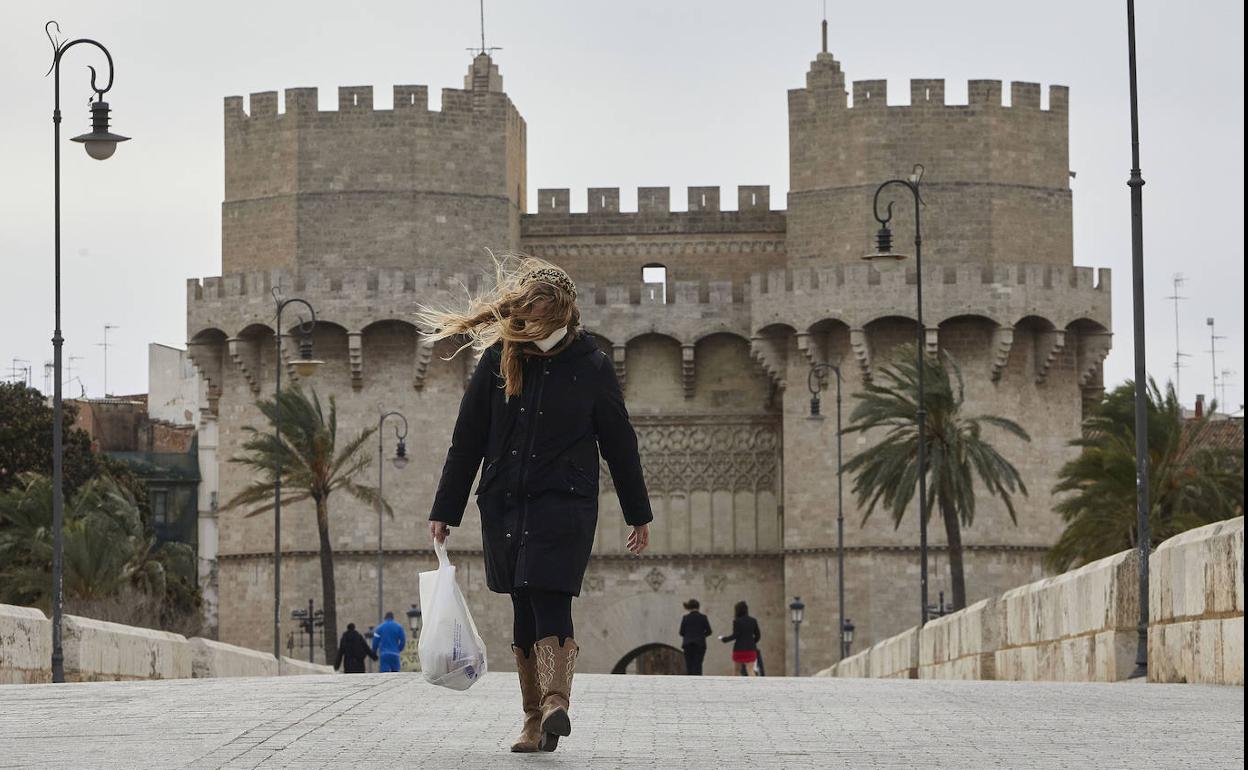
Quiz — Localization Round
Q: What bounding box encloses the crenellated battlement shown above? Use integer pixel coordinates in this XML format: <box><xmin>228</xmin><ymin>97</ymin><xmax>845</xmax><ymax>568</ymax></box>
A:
<box><xmin>224</xmin><ymin>83</ymin><xmax>519</xmax><ymax>127</ymax></box>
<box><xmin>530</xmin><ymin>185</ymin><xmax>775</xmax><ymax>216</ymax></box>
<box><xmin>837</xmin><ymin>79</ymin><xmax>1067</xmax><ymax>113</ymax></box>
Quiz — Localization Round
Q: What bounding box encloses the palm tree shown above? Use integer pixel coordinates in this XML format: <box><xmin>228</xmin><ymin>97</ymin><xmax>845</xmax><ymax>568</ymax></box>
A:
<box><xmin>842</xmin><ymin>343</ymin><xmax>1031</xmax><ymax>610</ymax></box>
<box><xmin>1047</xmin><ymin>380</ymin><xmax>1243</xmax><ymax>571</ymax></box>
<box><xmin>226</xmin><ymin>387</ymin><xmax>390</xmax><ymax>664</ymax></box>
<box><xmin>0</xmin><ymin>473</ymin><xmax>194</xmax><ymax>615</ymax></box>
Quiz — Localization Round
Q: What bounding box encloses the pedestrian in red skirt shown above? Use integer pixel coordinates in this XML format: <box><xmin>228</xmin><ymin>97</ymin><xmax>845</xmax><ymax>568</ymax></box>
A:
<box><xmin>719</xmin><ymin>601</ymin><xmax>762</xmax><ymax>677</ymax></box>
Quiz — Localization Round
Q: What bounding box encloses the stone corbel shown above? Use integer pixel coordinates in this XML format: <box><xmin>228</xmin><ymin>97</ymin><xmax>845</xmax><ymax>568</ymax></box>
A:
<box><xmin>990</xmin><ymin>327</ymin><xmax>1015</xmax><ymax>382</ymax></box>
<box><xmin>1077</xmin><ymin>332</ymin><xmax>1113</xmax><ymax>388</ymax></box>
<box><xmin>612</xmin><ymin>343</ymin><xmax>627</xmax><ymax>388</ymax></box>
<box><xmin>1035</xmin><ymin>329</ymin><xmax>1066</xmax><ymax>384</ymax></box>
<box><xmin>681</xmin><ymin>343</ymin><xmax>696</xmax><ymax>398</ymax></box>
<box><xmin>795</xmin><ymin>331</ymin><xmax>825</xmax><ymax>368</ymax></box>
<box><xmin>413</xmin><ymin>335</ymin><xmax>434</xmax><ymax>391</ymax></box>
<box><xmin>226</xmin><ymin>337</ymin><xmax>260</xmax><ymax>394</ymax></box>
<box><xmin>464</xmin><ymin>347</ymin><xmax>485</xmax><ymax>391</ymax></box>
<box><xmin>749</xmin><ymin>335</ymin><xmax>786</xmax><ymax>389</ymax></box>
<box><xmin>186</xmin><ymin>340</ymin><xmax>224</xmax><ymax>417</ymax></box>
<box><xmin>347</xmin><ymin>331</ymin><xmax>363</xmax><ymax>391</ymax></box>
<box><xmin>924</xmin><ymin>327</ymin><xmax>940</xmax><ymax>359</ymax></box>
<box><xmin>849</xmin><ymin>328</ymin><xmax>872</xmax><ymax>382</ymax></box>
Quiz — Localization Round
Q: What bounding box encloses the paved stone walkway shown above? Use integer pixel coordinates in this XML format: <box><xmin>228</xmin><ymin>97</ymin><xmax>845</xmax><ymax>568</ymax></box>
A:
<box><xmin>0</xmin><ymin>673</ymin><xmax>1242</xmax><ymax>768</ymax></box>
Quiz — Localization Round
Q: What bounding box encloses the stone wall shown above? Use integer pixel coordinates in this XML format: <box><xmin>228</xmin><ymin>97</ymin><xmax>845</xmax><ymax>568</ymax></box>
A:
<box><xmin>1149</xmin><ymin>517</ymin><xmax>1244</xmax><ymax>685</ymax></box>
<box><xmin>816</xmin><ymin>518</ymin><xmax>1244</xmax><ymax>685</ymax></box>
<box><xmin>190</xmin><ymin>637</ymin><xmax>278</xmax><ymax>678</ymax></box>
<box><xmin>0</xmin><ymin>604</ymin><xmax>52</xmax><ymax>684</ymax></box>
<box><xmin>63</xmin><ymin>615</ymin><xmax>193</xmax><ymax>682</ymax></box>
<box><xmin>279</xmin><ymin>656</ymin><xmax>336</xmax><ymax>676</ymax></box>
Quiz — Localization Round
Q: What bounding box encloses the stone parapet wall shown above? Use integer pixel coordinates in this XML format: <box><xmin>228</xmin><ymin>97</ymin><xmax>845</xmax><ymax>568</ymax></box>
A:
<box><xmin>815</xmin><ymin>519</ymin><xmax>1244</xmax><ymax>686</ymax></box>
<box><xmin>190</xmin><ymin>637</ymin><xmax>279</xmax><ymax>678</ymax></box>
<box><xmin>1149</xmin><ymin>517</ymin><xmax>1244</xmax><ymax>685</ymax></box>
<box><xmin>0</xmin><ymin>604</ymin><xmax>52</xmax><ymax>684</ymax></box>
<box><xmin>279</xmin><ymin>657</ymin><xmax>337</xmax><ymax>676</ymax></box>
<box><xmin>918</xmin><ymin>598</ymin><xmax>1002</xmax><ymax>680</ymax></box>
<box><xmin>63</xmin><ymin>615</ymin><xmax>193</xmax><ymax>682</ymax></box>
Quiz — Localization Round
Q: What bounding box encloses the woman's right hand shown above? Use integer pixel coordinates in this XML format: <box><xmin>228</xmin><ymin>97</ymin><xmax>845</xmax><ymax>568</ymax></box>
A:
<box><xmin>430</xmin><ymin>521</ymin><xmax>451</xmax><ymax>544</ymax></box>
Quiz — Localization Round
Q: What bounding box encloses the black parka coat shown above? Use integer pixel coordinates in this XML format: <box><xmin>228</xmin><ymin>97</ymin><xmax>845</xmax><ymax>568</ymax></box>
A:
<box><xmin>429</xmin><ymin>329</ymin><xmax>653</xmax><ymax>595</ymax></box>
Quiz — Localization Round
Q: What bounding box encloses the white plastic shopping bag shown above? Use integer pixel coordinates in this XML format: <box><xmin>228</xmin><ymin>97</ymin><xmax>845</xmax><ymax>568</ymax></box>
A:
<box><xmin>418</xmin><ymin>540</ymin><xmax>488</xmax><ymax>690</ymax></box>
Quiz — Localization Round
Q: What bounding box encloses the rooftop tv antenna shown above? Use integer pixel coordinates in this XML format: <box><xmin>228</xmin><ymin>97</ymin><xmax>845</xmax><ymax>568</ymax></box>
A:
<box><xmin>1165</xmin><ymin>274</ymin><xmax>1189</xmax><ymax>401</ymax></box>
<box><xmin>97</xmin><ymin>323</ymin><xmax>119</xmax><ymax>397</ymax></box>
<box><xmin>467</xmin><ymin>0</ymin><xmax>502</xmax><ymax>57</ymax></box>
<box><xmin>1206</xmin><ymin>317</ymin><xmax>1226</xmax><ymax>416</ymax></box>
<box><xmin>1218</xmin><ymin>368</ymin><xmax>1235</xmax><ymax>412</ymax></box>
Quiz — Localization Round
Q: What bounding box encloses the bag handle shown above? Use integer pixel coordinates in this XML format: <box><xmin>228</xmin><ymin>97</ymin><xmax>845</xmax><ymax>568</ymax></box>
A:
<box><xmin>434</xmin><ymin>539</ymin><xmax>451</xmax><ymax>568</ymax></box>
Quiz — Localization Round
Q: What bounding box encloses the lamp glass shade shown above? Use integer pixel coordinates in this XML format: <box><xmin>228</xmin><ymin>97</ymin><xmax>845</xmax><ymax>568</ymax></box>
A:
<box><xmin>405</xmin><ymin>605</ymin><xmax>422</xmax><ymax>633</ymax></box>
<box><xmin>842</xmin><ymin>620</ymin><xmax>855</xmax><ymax>645</ymax></box>
<box><xmin>70</xmin><ymin>101</ymin><xmax>129</xmax><ymax>161</ymax></box>
<box><xmin>789</xmin><ymin>597</ymin><xmax>805</xmax><ymax>625</ymax></box>
<box><xmin>391</xmin><ymin>454</ymin><xmax>410</xmax><ymax>471</ymax></box>
<box><xmin>292</xmin><ymin>358</ymin><xmax>324</xmax><ymax>378</ymax></box>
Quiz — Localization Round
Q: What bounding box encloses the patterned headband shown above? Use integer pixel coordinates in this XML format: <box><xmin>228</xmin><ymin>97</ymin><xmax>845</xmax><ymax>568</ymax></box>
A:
<box><xmin>525</xmin><ymin>267</ymin><xmax>577</xmax><ymax>299</ymax></box>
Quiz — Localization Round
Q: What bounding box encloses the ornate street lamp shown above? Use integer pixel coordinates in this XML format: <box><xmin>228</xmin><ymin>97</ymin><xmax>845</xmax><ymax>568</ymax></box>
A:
<box><xmin>44</xmin><ymin>20</ymin><xmax>130</xmax><ymax>683</ymax></box>
<box><xmin>377</xmin><ymin>409</ymin><xmax>409</xmax><ymax>624</ymax></box>
<box><xmin>863</xmin><ymin>163</ymin><xmax>931</xmax><ymax>626</ymax></box>
<box><xmin>1125</xmin><ymin>0</ymin><xmax>1151</xmax><ymax>679</ymax></box>
<box><xmin>789</xmin><ymin>596</ymin><xmax>805</xmax><ymax>676</ymax></box>
<box><xmin>406</xmin><ymin>604</ymin><xmax>423</xmax><ymax>637</ymax></box>
<box><xmin>808</xmin><ymin>362</ymin><xmax>848</xmax><ymax>661</ymax></box>
<box><xmin>270</xmin><ymin>291</ymin><xmax>320</xmax><ymax>660</ymax></box>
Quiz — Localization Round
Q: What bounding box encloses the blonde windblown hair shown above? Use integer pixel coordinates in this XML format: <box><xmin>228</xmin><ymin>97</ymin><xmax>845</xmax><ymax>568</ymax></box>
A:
<box><xmin>414</xmin><ymin>253</ymin><xmax>581</xmax><ymax>398</ymax></box>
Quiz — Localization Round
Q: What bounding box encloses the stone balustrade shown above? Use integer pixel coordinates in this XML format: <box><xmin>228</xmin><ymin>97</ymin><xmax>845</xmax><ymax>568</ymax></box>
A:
<box><xmin>815</xmin><ymin>517</ymin><xmax>1244</xmax><ymax>686</ymax></box>
<box><xmin>1</xmin><ymin>605</ymin><xmax>335</xmax><ymax>682</ymax></box>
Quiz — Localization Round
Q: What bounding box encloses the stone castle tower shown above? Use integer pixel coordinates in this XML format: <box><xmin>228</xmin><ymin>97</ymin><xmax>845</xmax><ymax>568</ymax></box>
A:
<box><xmin>187</xmin><ymin>44</ymin><xmax>1111</xmax><ymax>675</ymax></box>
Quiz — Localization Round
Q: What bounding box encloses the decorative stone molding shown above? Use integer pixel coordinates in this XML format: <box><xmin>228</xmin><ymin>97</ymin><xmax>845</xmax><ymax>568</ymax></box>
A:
<box><xmin>680</xmin><ymin>343</ymin><xmax>696</xmax><ymax>398</ymax></box>
<box><xmin>644</xmin><ymin>568</ymin><xmax>667</xmax><ymax>591</ymax></box>
<box><xmin>226</xmin><ymin>337</ymin><xmax>260</xmax><ymax>394</ymax></box>
<box><xmin>1077</xmin><ymin>332</ymin><xmax>1113</xmax><ymax>388</ymax></box>
<box><xmin>990</xmin><ymin>327</ymin><xmax>1015</xmax><ymax>382</ymax></box>
<box><xmin>523</xmin><ymin>238</ymin><xmax>786</xmax><ymax>260</ymax></box>
<box><xmin>413</xmin><ymin>335</ymin><xmax>435</xmax><ymax>391</ymax></box>
<box><xmin>347</xmin><ymin>331</ymin><xmax>363</xmax><ymax>391</ymax></box>
<box><xmin>1035</xmin><ymin>329</ymin><xmax>1066</xmax><ymax>384</ymax></box>
<box><xmin>749</xmin><ymin>335</ymin><xmax>787</xmax><ymax>389</ymax></box>
<box><xmin>849</xmin><ymin>328</ymin><xmax>872</xmax><ymax>381</ymax></box>
<box><xmin>612</xmin><ymin>343</ymin><xmax>627</xmax><ymax>388</ymax></box>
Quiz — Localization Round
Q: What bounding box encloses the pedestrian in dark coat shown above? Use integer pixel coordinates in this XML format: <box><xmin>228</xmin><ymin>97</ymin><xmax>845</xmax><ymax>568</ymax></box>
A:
<box><xmin>421</xmin><ymin>257</ymin><xmax>653</xmax><ymax>754</ymax></box>
<box><xmin>334</xmin><ymin>623</ymin><xmax>376</xmax><ymax>674</ymax></box>
<box><xmin>719</xmin><ymin>601</ymin><xmax>762</xmax><ymax>677</ymax></box>
<box><xmin>679</xmin><ymin>599</ymin><xmax>712</xmax><ymax>675</ymax></box>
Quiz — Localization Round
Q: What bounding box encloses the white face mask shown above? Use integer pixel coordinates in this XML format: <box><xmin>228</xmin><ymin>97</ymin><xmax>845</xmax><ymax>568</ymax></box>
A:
<box><xmin>534</xmin><ymin>326</ymin><xmax>568</xmax><ymax>352</ymax></box>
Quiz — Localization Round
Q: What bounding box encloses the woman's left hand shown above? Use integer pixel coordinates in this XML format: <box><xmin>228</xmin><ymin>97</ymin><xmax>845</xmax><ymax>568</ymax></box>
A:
<box><xmin>626</xmin><ymin>524</ymin><xmax>649</xmax><ymax>556</ymax></box>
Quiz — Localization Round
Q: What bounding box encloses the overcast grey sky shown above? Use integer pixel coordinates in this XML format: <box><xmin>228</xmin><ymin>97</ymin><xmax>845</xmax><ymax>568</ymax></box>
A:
<box><xmin>1</xmin><ymin>1</ymin><xmax>1243</xmax><ymax>411</ymax></box>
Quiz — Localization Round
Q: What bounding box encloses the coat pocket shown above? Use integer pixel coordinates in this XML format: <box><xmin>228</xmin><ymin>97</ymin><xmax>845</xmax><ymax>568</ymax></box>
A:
<box><xmin>566</xmin><ymin>456</ymin><xmax>598</xmax><ymax>498</ymax></box>
<box><xmin>473</xmin><ymin>459</ymin><xmax>501</xmax><ymax>496</ymax></box>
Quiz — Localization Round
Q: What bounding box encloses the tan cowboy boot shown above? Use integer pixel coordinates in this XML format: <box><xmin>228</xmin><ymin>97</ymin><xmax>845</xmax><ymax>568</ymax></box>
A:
<box><xmin>510</xmin><ymin>645</ymin><xmax>543</xmax><ymax>753</ymax></box>
<box><xmin>534</xmin><ymin>635</ymin><xmax>579</xmax><ymax>752</ymax></box>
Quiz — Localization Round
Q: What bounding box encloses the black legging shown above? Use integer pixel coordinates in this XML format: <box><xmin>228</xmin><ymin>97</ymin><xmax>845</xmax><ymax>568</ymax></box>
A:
<box><xmin>512</xmin><ymin>588</ymin><xmax>574</xmax><ymax>653</ymax></box>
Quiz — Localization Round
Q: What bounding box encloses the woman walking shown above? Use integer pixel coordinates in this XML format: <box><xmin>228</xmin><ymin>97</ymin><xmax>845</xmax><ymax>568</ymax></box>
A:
<box><xmin>421</xmin><ymin>256</ymin><xmax>653</xmax><ymax>753</ymax></box>
<box><xmin>719</xmin><ymin>601</ymin><xmax>762</xmax><ymax>677</ymax></box>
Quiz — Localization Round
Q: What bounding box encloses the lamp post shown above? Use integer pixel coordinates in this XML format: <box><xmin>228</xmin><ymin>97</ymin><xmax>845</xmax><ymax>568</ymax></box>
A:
<box><xmin>807</xmin><ymin>362</ymin><xmax>847</xmax><ymax>660</ymax></box>
<box><xmin>841</xmin><ymin>618</ymin><xmax>855</xmax><ymax>657</ymax></box>
<box><xmin>291</xmin><ymin>599</ymin><xmax>324</xmax><ymax>664</ymax></box>
<box><xmin>864</xmin><ymin>163</ymin><xmax>930</xmax><ymax>626</ymax></box>
<box><xmin>45</xmin><ymin>20</ymin><xmax>130</xmax><ymax>684</ymax></box>
<box><xmin>270</xmin><ymin>290</ymin><xmax>322</xmax><ymax>660</ymax></box>
<box><xmin>1125</xmin><ymin>0</ymin><xmax>1150</xmax><ymax>679</ymax></box>
<box><xmin>405</xmin><ymin>604</ymin><xmax>423</xmax><ymax>638</ymax></box>
<box><xmin>377</xmin><ymin>409</ymin><xmax>409</xmax><ymax>624</ymax></box>
<box><xmin>789</xmin><ymin>596</ymin><xmax>805</xmax><ymax>676</ymax></box>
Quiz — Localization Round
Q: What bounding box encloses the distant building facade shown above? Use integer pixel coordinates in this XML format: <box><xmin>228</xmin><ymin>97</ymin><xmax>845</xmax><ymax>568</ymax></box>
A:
<box><xmin>186</xmin><ymin>45</ymin><xmax>1111</xmax><ymax>673</ymax></box>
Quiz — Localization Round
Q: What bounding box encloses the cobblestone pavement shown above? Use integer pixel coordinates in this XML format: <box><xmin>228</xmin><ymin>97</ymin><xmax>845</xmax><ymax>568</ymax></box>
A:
<box><xmin>0</xmin><ymin>673</ymin><xmax>1242</xmax><ymax>769</ymax></box>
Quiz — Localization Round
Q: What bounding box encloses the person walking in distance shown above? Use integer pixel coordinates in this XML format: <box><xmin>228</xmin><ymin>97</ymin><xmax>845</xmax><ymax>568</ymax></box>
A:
<box><xmin>371</xmin><ymin>611</ymin><xmax>406</xmax><ymax>673</ymax></box>
<box><xmin>719</xmin><ymin>601</ymin><xmax>762</xmax><ymax>677</ymax></box>
<box><xmin>679</xmin><ymin>599</ymin><xmax>712</xmax><ymax>675</ymax></box>
<box><xmin>334</xmin><ymin>622</ymin><xmax>377</xmax><ymax>674</ymax></box>
<box><xmin>420</xmin><ymin>256</ymin><xmax>653</xmax><ymax>754</ymax></box>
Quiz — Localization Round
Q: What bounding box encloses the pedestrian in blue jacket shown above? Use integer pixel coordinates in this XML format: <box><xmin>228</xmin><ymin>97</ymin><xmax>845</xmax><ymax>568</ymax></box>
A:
<box><xmin>371</xmin><ymin>611</ymin><xmax>406</xmax><ymax>673</ymax></box>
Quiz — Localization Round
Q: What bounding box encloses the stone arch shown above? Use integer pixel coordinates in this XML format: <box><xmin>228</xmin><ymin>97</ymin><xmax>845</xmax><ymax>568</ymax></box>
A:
<box><xmin>691</xmin><ymin>332</ymin><xmax>770</xmax><ymax>411</ymax></box>
<box><xmin>803</xmin><ymin>318</ymin><xmax>852</xmax><ymax>369</ymax></box>
<box><xmin>622</xmin><ymin>333</ymin><xmax>684</xmax><ymax>407</ymax></box>
<box><xmin>360</xmin><ymin>320</ymin><xmax>420</xmax><ymax>391</ymax></box>
<box><xmin>610</xmin><ymin>643</ymin><xmax>685</xmax><ymax>675</ymax></box>
<box><xmin>1065</xmin><ymin>318</ymin><xmax>1113</xmax><ymax>394</ymax></box>
<box><xmin>187</xmin><ymin>327</ymin><xmax>228</xmax><ymax>412</ymax></box>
